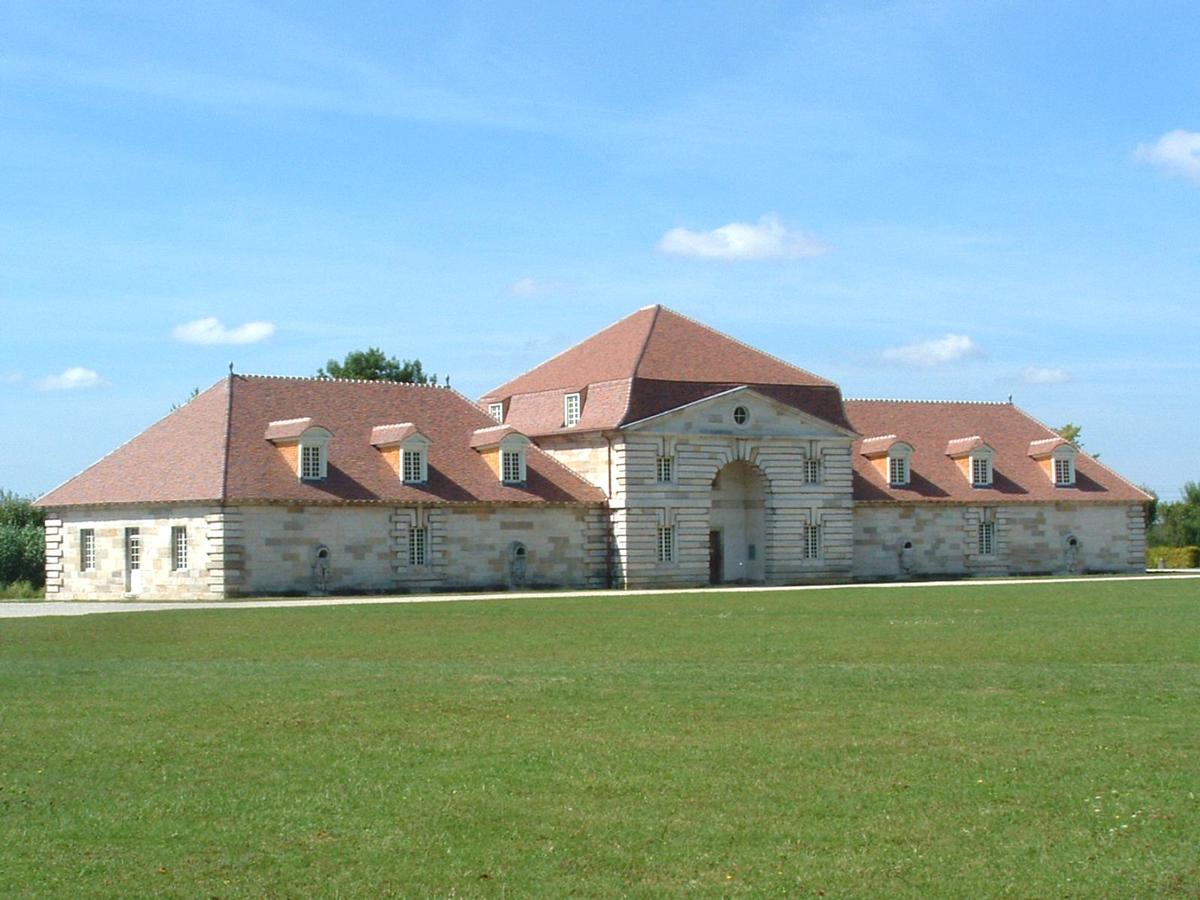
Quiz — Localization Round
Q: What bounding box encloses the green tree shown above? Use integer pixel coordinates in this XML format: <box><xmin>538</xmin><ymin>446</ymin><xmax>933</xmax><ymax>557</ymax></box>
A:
<box><xmin>1148</xmin><ymin>481</ymin><xmax>1200</xmax><ymax>548</ymax></box>
<box><xmin>0</xmin><ymin>490</ymin><xmax>45</xmax><ymax>587</ymax></box>
<box><xmin>317</xmin><ymin>348</ymin><xmax>437</xmax><ymax>385</ymax></box>
<box><xmin>1056</xmin><ymin>423</ymin><xmax>1098</xmax><ymax>459</ymax></box>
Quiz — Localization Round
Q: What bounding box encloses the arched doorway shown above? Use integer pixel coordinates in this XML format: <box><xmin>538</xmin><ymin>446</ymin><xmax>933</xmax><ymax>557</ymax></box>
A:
<box><xmin>709</xmin><ymin>461</ymin><xmax>766</xmax><ymax>584</ymax></box>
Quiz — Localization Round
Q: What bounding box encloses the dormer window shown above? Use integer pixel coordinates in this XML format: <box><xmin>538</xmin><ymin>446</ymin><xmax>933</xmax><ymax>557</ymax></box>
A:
<box><xmin>301</xmin><ymin>444</ymin><xmax>323</xmax><ymax>480</ymax></box>
<box><xmin>265</xmin><ymin>418</ymin><xmax>332</xmax><ymax>482</ymax></box>
<box><xmin>862</xmin><ymin>435</ymin><xmax>913</xmax><ymax>488</ymax></box>
<box><xmin>971</xmin><ymin>454</ymin><xmax>992</xmax><ymax>487</ymax></box>
<box><xmin>946</xmin><ymin>437</ymin><xmax>994</xmax><ymax>488</ymax></box>
<box><xmin>1054</xmin><ymin>456</ymin><xmax>1074</xmax><ymax>486</ymax></box>
<box><xmin>564</xmin><ymin>392</ymin><xmax>581</xmax><ymax>428</ymax></box>
<box><xmin>401</xmin><ymin>447</ymin><xmax>425</xmax><ymax>483</ymax></box>
<box><xmin>1029</xmin><ymin>438</ymin><xmax>1077</xmax><ymax>487</ymax></box>
<box><xmin>470</xmin><ymin>425</ymin><xmax>529</xmax><ymax>484</ymax></box>
<box><xmin>488</xmin><ymin>402</ymin><xmax>504</xmax><ymax>423</ymax></box>
<box><xmin>370</xmin><ymin>423</ymin><xmax>430</xmax><ymax>485</ymax></box>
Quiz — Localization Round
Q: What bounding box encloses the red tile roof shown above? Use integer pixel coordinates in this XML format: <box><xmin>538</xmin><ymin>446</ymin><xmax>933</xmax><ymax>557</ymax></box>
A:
<box><xmin>264</xmin><ymin>417</ymin><xmax>318</xmax><ymax>441</ymax></box>
<box><xmin>37</xmin><ymin>376</ymin><xmax>605</xmax><ymax>508</ymax></box>
<box><xmin>468</xmin><ymin>424</ymin><xmax>525</xmax><ymax>449</ymax></box>
<box><xmin>945</xmin><ymin>435</ymin><xmax>989</xmax><ymax>457</ymax></box>
<box><xmin>845</xmin><ymin>400</ymin><xmax>1151</xmax><ymax>504</ymax></box>
<box><xmin>482</xmin><ymin>305</ymin><xmax>852</xmax><ymax>434</ymax></box>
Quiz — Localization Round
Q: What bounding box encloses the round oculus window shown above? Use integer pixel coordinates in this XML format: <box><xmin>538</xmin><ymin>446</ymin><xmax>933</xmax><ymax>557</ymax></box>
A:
<box><xmin>732</xmin><ymin>405</ymin><xmax>750</xmax><ymax>426</ymax></box>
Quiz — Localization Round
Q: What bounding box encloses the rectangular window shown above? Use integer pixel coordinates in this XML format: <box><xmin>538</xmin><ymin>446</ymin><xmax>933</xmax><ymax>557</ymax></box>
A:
<box><xmin>972</xmin><ymin>456</ymin><xmax>991</xmax><ymax>487</ymax></box>
<box><xmin>301</xmin><ymin>444</ymin><xmax>322</xmax><ymax>480</ymax></box>
<box><xmin>409</xmin><ymin>527</ymin><xmax>427</xmax><ymax>566</ymax></box>
<box><xmin>804</xmin><ymin>523</ymin><xmax>822</xmax><ymax>560</ymax></box>
<box><xmin>402</xmin><ymin>449</ymin><xmax>424</xmax><ymax>483</ymax></box>
<box><xmin>656</xmin><ymin>525</ymin><xmax>674</xmax><ymax>563</ymax></box>
<box><xmin>171</xmin><ymin>526</ymin><xmax>188</xmax><ymax>571</ymax></box>
<box><xmin>80</xmin><ymin>529</ymin><xmax>96</xmax><ymax>571</ymax></box>
<box><xmin>501</xmin><ymin>449</ymin><xmax>522</xmax><ymax>483</ymax></box>
<box><xmin>888</xmin><ymin>456</ymin><xmax>908</xmax><ymax>486</ymax></box>
<box><xmin>488</xmin><ymin>402</ymin><xmax>504</xmax><ymax>422</ymax></box>
<box><xmin>656</xmin><ymin>455</ymin><xmax>674</xmax><ymax>483</ymax></box>
<box><xmin>978</xmin><ymin>521</ymin><xmax>996</xmax><ymax>556</ymax></box>
<box><xmin>564</xmin><ymin>392</ymin><xmax>581</xmax><ymax>427</ymax></box>
<box><xmin>1054</xmin><ymin>457</ymin><xmax>1073</xmax><ymax>486</ymax></box>
<box><xmin>803</xmin><ymin>458</ymin><xmax>821</xmax><ymax>485</ymax></box>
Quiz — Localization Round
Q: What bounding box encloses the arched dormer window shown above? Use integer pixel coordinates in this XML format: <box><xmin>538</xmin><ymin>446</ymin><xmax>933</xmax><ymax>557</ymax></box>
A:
<box><xmin>861</xmin><ymin>435</ymin><xmax>914</xmax><ymax>487</ymax></box>
<box><xmin>370</xmin><ymin>423</ymin><xmax>431</xmax><ymax>485</ymax></box>
<box><xmin>471</xmin><ymin>425</ymin><xmax>530</xmax><ymax>484</ymax></box>
<box><xmin>1028</xmin><ymin>438</ymin><xmax>1077</xmax><ymax>487</ymax></box>
<box><xmin>946</xmin><ymin>437</ymin><xmax>994</xmax><ymax>488</ymax></box>
<box><xmin>265</xmin><ymin>418</ymin><xmax>332</xmax><ymax>482</ymax></box>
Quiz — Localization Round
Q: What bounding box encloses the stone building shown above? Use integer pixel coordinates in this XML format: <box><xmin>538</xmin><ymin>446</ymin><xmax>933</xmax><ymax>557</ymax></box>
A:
<box><xmin>37</xmin><ymin>306</ymin><xmax>1150</xmax><ymax>598</ymax></box>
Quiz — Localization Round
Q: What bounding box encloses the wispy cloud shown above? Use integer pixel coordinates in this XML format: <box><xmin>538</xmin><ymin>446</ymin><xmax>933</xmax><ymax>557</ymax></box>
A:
<box><xmin>882</xmin><ymin>334</ymin><xmax>981</xmax><ymax>367</ymax></box>
<box><xmin>0</xmin><ymin>373</ymin><xmax>22</xmax><ymax>385</ymax></box>
<box><xmin>508</xmin><ymin>277</ymin><xmax>568</xmax><ymax>297</ymax></box>
<box><xmin>1135</xmin><ymin>130</ymin><xmax>1200</xmax><ymax>183</ymax></box>
<box><xmin>172</xmin><ymin>317</ymin><xmax>276</xmax><ymax>345</ymax></box>
<box><xmin>657</xmin><ymin>214</ymin><xmax>829</xmax><ymax>261</ymax></box>
<box><xmin>38</xmin><ymin>367</ymin><xmax>103</xmax><ymax>391</ymax></box>
<box><xmin>1022</xmin><ymin>365</ymin><xmax>1071</xmax><ymax>384</ymax></box>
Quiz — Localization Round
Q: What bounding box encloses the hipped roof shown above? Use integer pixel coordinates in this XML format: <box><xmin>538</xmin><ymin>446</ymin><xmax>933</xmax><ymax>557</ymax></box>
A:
<box><xmin>481</xmin><ymin>305</ymin><xmax>852</xmax><ymax>435</ymax></box>
<box><xmin>37</xmin><ymin>376</ymin><xmax>605</xmax><ymax>508</ymax></box>
<box><xmin>845</xmin><ymin>399</ymin><xmax>1150</xmax><ymax>504</ymax></box>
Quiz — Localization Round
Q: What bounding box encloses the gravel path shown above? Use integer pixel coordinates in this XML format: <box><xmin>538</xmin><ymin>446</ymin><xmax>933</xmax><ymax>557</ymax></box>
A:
<box><xmin>2</xmin><ymin>571</ymin><xmax>1197</xmax><ymax>619</ymax></box>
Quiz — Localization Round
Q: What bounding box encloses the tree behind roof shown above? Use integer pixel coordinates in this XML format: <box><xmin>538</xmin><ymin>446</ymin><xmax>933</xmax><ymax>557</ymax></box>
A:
<box><xmin>317</xmin><ymin>348</ymin><xmax>437</xmax><ymax>385</ymax></box>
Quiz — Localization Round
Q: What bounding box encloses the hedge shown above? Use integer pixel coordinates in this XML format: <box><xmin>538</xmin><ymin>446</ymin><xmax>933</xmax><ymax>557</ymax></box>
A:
<box><xmin>1146</xmin><ymin>545</ymin><xmax>1199</xmax><ymax>569</ymax></box>
<box><xmin>0</xmin><ymin>524</ymin><xmax>44</xmax><ymax>587</ymax></box>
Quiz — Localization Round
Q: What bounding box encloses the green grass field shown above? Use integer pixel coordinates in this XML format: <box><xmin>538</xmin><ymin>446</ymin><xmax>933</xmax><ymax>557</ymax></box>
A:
<box><xmin>1</xmin><ymin>580</ymin><xmax>1197</xmax><ymax>897</ymax></box>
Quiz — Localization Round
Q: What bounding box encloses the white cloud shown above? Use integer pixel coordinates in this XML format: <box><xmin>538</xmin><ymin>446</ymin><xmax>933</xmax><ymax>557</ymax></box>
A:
<box><xmin>1022</xmin><ymin>365</ymin><xmax>1071</xmax><ymax>384</ymax></box>
<box><xmin>882</xmin><ymin>334</ymin><xmax>982</xmax><ymax>367</ymax></box>
<box><xmin>38</xmin><ymin>367</ymin><xmax>103</xmax><ymax>391</ymax></box>
<box><xmin>1135</xmin><ymin>130</ymin><xmax>1200</xmax><ymax>182</ymax></box>
<box><xmin>172</xmin><ymin>317</ymin><xmax>276</xmax><ymax>345</ymax></box>
<box><xmin>0</xmin><ymin>372</ymin><xmax>22</xmax><ymax>385</ymax></box>
<box><xmin>657</xmin><ymin>214</ymin><xmax>829</xmax><ymax>261</ymax></box>
<box><xmin>509</xmin><ymin>277</ymin><xmax>539</xmax><ymax>296</ymax></box>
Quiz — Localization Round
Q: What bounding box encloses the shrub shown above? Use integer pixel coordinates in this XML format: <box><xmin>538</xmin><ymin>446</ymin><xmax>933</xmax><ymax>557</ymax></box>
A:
<box><xmin>0</xmin><ymin>524</ymin><xmax>44</xmax><ymax>587</ymax></box>
<box><xmin>0</xmin><ymin>580</ymin><xmax>43</xmax><ymax>600</ymax></box>
<box><xmin>1146</xmin><ymin>545</ymin><xmax>1199</xmax><ymax>569</ymax></box>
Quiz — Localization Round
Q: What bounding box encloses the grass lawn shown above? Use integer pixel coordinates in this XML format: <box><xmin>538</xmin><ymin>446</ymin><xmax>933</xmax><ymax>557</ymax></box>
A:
<box><xmin>1</xmin><ymin>581</ymin><xmax>1197</xmax><ymax>897</ymax></box>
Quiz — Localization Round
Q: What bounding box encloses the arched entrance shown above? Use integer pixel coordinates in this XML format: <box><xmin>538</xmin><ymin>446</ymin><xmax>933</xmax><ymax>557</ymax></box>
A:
<box><xmin>709</xmin><ymin>461</ymin><xmax>766</xmax><ymax>584</ymax></box>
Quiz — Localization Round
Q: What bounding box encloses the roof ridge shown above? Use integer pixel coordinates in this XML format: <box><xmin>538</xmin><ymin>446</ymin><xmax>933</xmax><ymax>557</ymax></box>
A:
<box><xmin>846</xmin><ymin>397</ymin><xmax>1012</xmax><ymax>405</ymax></box>
<box><xmin>650</xmin><ymin>306</ymin><xmax>834</xmax><ymax>386</ymax></box>
<box><xmin>619</xmin><ymin>304</ymin><xmax>662</xmax><ymax>423</ymax></box>
<box><xmin>239</xmin><ymin>373</ymin><xmax>448</xmax><ymax>388</ymax></box>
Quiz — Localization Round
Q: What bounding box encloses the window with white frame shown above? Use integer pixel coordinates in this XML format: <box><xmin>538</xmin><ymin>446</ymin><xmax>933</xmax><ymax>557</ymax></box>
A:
<box><xmin>502</xmin><ymin>449</ymin><xmax>523</xmax><ymax>483</ymax></box>
<box><xmin>488</xmin><ymin>402</ymin><xmax>504</xmax><ymax>423</ymax></box>
<box><xmin>1054</xmin><ymin>456</ymin><xmax>1074</xmax><ymax>486</ymax></box>
<box><xmin>409</xmin><ymin>527</ymin><xmax>427</xmax><ymax>566</ymax></box>
<box><xmin>80</xmin><ymin>529</ymin><xmax>96</xmax><ymax>571</ymax></box>
<box><xmin>978</xmin><ymin>520</ymin><xmax>996</xmax><ymax>556</ymax></box>
<box><xmin>564</xmin><ymin>392</ymin><xmax>581</xmax><ymax>427</ymax></box>
<box><xmin>656</xmin><ymin>455</ymin><xmax>674</xmax><ymax>483</ymax></box>
<box><xmin>402</xmin><ymin>448</ymin><xmax>425</xmax><ymax>484</ymax></box>
<box><xmin>656</xmin><ymin>525</ymin><xmax>675</xmax><ymax>563</ymax></box>
<box><xmin>171</xmin><ymin>526</ymin><xmax>188</xmax><ymax>571</ymax></box>
<box><xmin>300</xmin><ymin>444</ymin><xmax>323</xmax><ymax>480</ymax></box>
<box><xmin>804</xmin><ymin>523</ymin><xmax>822</xmax><ymax>559</ymax></box>
<box><xmin>888</xmin><ymin>454</ymin><xmax>909</xmax><ymax>486</ymax></box>
<box><xmin>971</xmin><ymin>455</ymin><xmax>992</xmax><ymax>487</ymax></box>
<box><xmin>804</xmin><ymin>457</ymin><xmax>821</xmax><ymax>485</ymax></box>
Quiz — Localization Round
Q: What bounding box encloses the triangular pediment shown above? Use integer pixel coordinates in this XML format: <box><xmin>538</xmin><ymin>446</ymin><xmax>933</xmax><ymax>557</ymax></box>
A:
<box><xmin>620</xmin><ymin>386</ymin><xmax>856</xmax><ymax>439</ymax></box>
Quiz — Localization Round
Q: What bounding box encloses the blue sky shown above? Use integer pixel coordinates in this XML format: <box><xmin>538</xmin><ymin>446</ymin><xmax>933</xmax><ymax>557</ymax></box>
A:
<box><xmin>2</xmin><ymin>1</ymin><xmax>1197</xmax><ymax>500</ymax></box>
